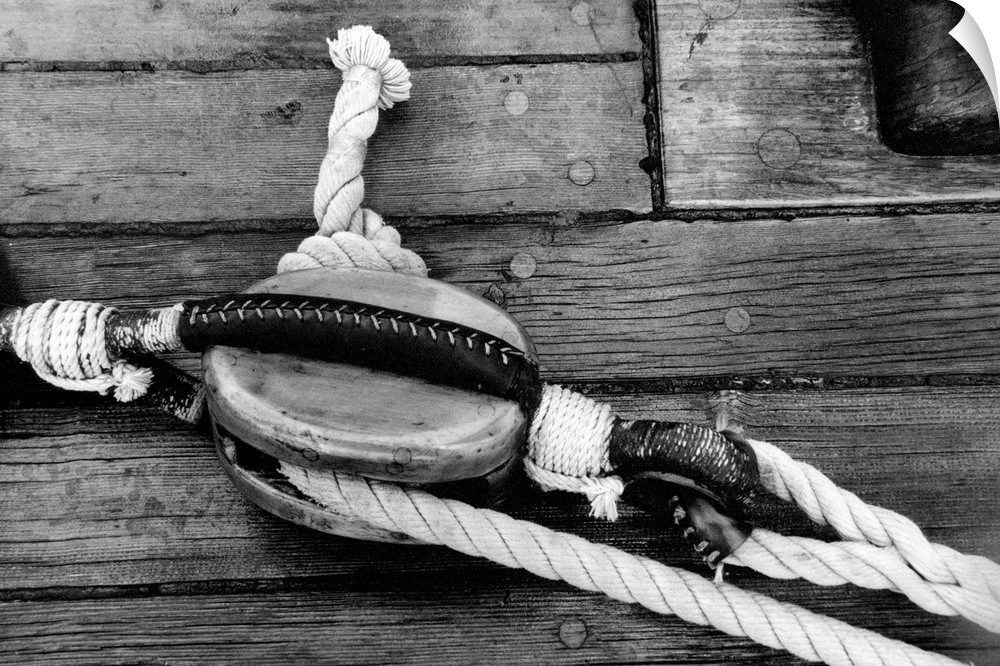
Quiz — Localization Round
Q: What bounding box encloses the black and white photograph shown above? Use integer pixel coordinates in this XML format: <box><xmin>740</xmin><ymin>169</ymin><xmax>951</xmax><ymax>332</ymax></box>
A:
<box><xmin>1</xmin><ymin>1</ymin><xmax>998</xmax><ymax>663</ymax></box>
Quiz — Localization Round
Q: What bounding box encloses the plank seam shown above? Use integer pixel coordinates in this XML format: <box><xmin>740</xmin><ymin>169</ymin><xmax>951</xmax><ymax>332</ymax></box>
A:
<box><xmin>0</xmin><ymin>570</ymin><xmax>523</xmax><ymax>603</ymax></box>
<box><xmin>8</xmin><ymin>199</ymin><xmax>1000</xmax><ymax>238</ymax></box>
<box><xmin>9</xmin><ymin>359</ymin><xmax>1000</xmax><ymax>405</ymax></box>
<box><xmin>634</xmin><ymin>0</ymin><xmax>665</xmax><ymax>211</ymax></box>
<box><xmin>0</xmin><ymin>53</ymin><xmax>642</xmax><ymax>74</ymax></box>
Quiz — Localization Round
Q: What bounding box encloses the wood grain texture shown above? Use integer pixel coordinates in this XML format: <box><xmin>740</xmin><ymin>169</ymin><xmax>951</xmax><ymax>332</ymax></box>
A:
<box><xmin>0</xmin><ymin>0</ymin><xmax>640</xmax><ymax>64</ymax></box>
<box><xmin>5</xmin><ymin>213</ymin><xmax>1000</xmax><ymax>381</ymax></box>
<box><xmin>853</xmin><ymin>0</ymin><xmax>1000</xmax><ymax>155</ymax></box>
<box><xmin>206</xmin><ymin>349</ymin><xmax>526</xmax><ymax>483</ymax></box>
<box><xmin>0</xmin><ymin>64</ymin><xmax>650</xmax><ymax>225</ymax></box>
<box><xmin>3</xmin><ymin>384</ymin><xmax>997</xmax><ymax>588</ymax></box>
<box><xmin>2</xmin><ymin>583</ymin><xmax>996</xmax><ymax>665</ymax></box>
<box><xmin>656</xmin><ymin>0</ymin><xmax>1000</xmax><ymax>208</ymax></box>
<box><xmin>1</xmin><ymin>385</ymin><xmax>997</xmax><ymax>663</ymax></box>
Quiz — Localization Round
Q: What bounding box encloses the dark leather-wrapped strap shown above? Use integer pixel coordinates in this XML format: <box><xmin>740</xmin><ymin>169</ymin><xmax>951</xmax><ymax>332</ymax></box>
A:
<box><xmin>610</xmin><ymin>421</ymin><xmax>762</xmax><ymax>568</ymax></box>
<box><xmin>609</xmin><ymin>421</ymin><xmax>761</xmax><ymax>518</ymax></box>
<box><xmin>178</xmin><ymin>294</ymin><xmax>542</xmax><ymax>413</ymax></box>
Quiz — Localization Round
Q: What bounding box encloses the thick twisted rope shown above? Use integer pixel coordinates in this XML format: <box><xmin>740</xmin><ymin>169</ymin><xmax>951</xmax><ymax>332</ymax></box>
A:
<box><xmin>732</xmin><ymin>530</ymin><xmax>1000</xmax><ymax>632</ymax></box>
<box><xmin>282</xmin><ymin>464</ymin><xmax>963</xmax><ymax>666</ymax></box>
<box><xmin>748</xmin><ymin>436</ymin><xmax>1000</xmax><ymax>603</ymax></box>
<box><xmin>277</xmin><ymin>26</ymin><xmax>425</xmax><ymax>277</ymax></box>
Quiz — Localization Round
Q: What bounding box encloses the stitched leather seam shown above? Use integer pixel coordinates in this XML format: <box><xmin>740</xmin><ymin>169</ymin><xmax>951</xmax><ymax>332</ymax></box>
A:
<box><xmin>185</xmin><ymin>298</ymin><xmax>525</xmax><ymax>367</ymax></box>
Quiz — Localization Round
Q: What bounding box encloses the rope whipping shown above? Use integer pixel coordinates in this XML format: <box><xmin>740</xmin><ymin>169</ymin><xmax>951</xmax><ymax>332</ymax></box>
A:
<box><xmin>5</xmin><ymin>299</ymin><xmax>182</xmax><ymax>401</ymax></box>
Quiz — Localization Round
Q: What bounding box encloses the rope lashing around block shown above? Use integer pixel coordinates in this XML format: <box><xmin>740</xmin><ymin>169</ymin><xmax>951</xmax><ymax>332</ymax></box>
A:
<box><xmin>525</xmin><ymin>384</ymin><xmax>623</xmax><ymax>519</ymax></box>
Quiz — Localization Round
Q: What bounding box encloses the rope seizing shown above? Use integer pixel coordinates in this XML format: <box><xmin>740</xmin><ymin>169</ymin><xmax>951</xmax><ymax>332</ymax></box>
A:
<box><xmin>8</xmin><ymin>299</ymin><xmax>155</xmax><ymax>401</ymax></box>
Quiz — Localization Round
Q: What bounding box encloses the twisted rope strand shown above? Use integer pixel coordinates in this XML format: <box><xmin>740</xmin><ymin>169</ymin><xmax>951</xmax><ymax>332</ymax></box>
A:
<box><xmin>277</xmin><ymin>25</ymin><xmax>424</xmax><ymax>277</ymax></box>
<box><xmin>747</xmin><ymin>437</ymin><xmax>1000</xmax><ymax>605</ymax></box>
<box><xmin>730</xmin><ymin>529</ymin><xmax>1000</xmax><ymax>632</ymax></box>
<box><xmin>282</xmin><ymin>464</ymin><xmax>962</xmax><ymax>666</ymax></box>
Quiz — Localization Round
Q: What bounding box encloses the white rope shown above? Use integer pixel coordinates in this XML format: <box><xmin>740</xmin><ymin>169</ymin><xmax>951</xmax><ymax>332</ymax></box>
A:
<box><xmin>524</xmin><ymin>457</ymin><xmax>625</xmax><ymax>521</ymax></box>
<box><xmin>525</xmin><ymin>384</ymin><xmax>623</xmax><ymax>519</ymax></box>
<box><xmin>277</xmin><ymin>25</ymin><xmax>425</xmax><ymax>278</ymax></box>
<box><xmin>730</xmin><ymin>529</ymin><xmax>1000</xmax><ymax>632</ymax></box>
<box><xmin>9</xmin><ymin>299</ymin><xmax>154</xmax><ymax>401</ymax></box>
<box><xmin>529</xmin><ymin>384</ymin><xmax>615</xmax><ymax>476</ymax></box>
<box><xmin>747</xmin><ymin>437</ymin><xmax>1000</xmax><ymax>606</ymax></box>
<box><xmin>282</xmin><ymin>464</ymin><xmax>964</xmax><ymax>666</ymax></box>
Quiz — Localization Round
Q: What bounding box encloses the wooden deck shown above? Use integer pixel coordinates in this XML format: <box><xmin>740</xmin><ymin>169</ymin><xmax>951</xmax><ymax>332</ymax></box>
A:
<box><xmin>2</xmin><ymin>1</ymin><xmax>999</xmax><ymax>663</ymax></box>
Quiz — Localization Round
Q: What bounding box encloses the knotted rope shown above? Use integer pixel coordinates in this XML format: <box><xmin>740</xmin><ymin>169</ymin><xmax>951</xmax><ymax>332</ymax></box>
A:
<box><xmin>5</xmin><ymin>299</ymin><xmax>168</xmax><ymax>401</ymax></box>
<box><xmin>5</xmin><ymin>25</ymin><xmax>997</xmax><ymax>664</ymax></box>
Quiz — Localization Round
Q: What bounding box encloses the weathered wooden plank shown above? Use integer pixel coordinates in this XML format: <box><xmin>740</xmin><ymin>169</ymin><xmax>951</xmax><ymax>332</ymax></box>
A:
<box><xmin>5</xmin><ymin>213</ymin><xmax>1000</xmax><ymax>380</ymax></box>
<box><xmin>1</xmin><ymin>385</ymin><xmax>998</xmax><ymax>663</ymax></box>
<box><xmin>0</xmin><ymin>64</ymin><xmax>650</xmax><ymax>225</ymax></box>
<box><xmin>0</xmin><ymin>0</ymin><xmax>640</xmax><ymax>64</ymax></box>
<box><xmin>2</xmin><ymin>584</ymin><xmax>996</xmax><ymax>665</ymax></box>
<box><xmin>0</xmin><ymin>396</ymin><xmax>477</xmax><ymax>589</ymax></box>
<box><xmin>655</xmin><ymin>0</ymin><xmax>1000</xmax><ymax>208</ymax></box>
<box><xmin>2</xmin><ymin>384</ymin><xmax>998</xmax><ymax>591</ymax></box>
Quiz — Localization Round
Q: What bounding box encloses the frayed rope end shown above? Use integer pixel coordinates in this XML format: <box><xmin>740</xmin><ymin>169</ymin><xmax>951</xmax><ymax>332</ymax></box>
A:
<box><xmin>110</xmin><ymin>361</ymin><xmax>154</xmax><ymax>402</ymax></box>
<box><xmin>327</xmin><ymin>26</ymin><xmax>411</xmax><ymax>110</ymax></box>
<box><xmin>581</xmin><ymin>476</ymin><xmax>625</xmax><ymax>522</ymax></box>
<box><xmin>525</xmin><ymin>458</ymin><xmax>624</xmax><ymax>522</ymax></box>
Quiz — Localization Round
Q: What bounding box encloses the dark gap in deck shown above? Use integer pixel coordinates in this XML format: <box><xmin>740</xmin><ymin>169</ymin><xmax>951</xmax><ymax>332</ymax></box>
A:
<box><xmin>8</xmin><ymin>198</ymin><xmax>1000</xmax><ymax>239</ymax></box>
<box><xmin>8</xmin><ymin>360</ymin><xmax>1000</xmax><ymax>416</ymax></box>
<box><xmin>0</xmin><ymin>52</ymin><xmax>641</xmax><ymax>75</ymax></box>
<box><xmin>634</xmin><ymin>0</ymin><xmax>665</xmax><ymax>212</ymax></box>
<box><xmin>565</xmin><ymin>373</ymin><xmax>1000</xmax><ymax>396</ymax></box>
<box><xmin>0</xmin><ymin>568</ymin><xmax>533</xmax><ymax>604</ymax></box>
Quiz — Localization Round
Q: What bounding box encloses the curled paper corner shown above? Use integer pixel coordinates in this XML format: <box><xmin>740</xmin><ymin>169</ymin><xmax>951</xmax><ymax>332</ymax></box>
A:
<box><xmin>950</xmin><ymin>2</ymin><xmax>1000</xmax><ymax>127</ymax></box>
